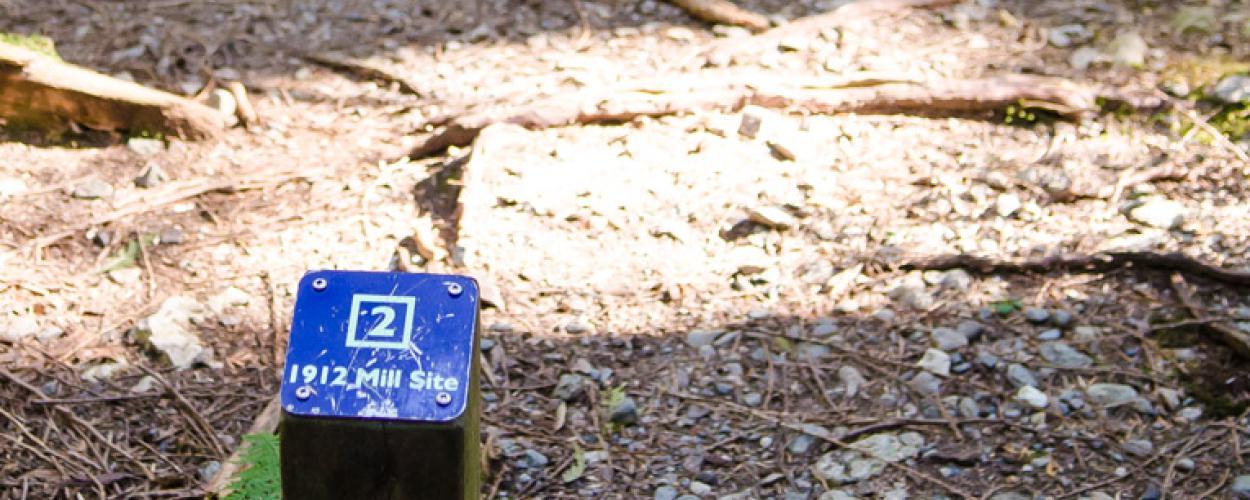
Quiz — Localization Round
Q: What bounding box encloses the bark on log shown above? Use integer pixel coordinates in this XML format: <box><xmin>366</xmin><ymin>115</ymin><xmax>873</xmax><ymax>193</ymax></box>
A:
<box><xmin>410</xmin><ymin>74</ymin><xmax>1098</xmax><ymax>158</ymax></box>
<box><xmin>668</xmin><ymin>0</ymin><xmax>771</xmax><ymax>32</ymax></box>
<box><xmin>0</xmin><ymin>44</ymin><xmax>226</xmax><ymax>139</ymax></box>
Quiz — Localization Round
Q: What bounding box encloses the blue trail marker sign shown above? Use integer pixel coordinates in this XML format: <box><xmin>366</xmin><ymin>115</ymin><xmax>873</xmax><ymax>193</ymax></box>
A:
<box><xmin>279</xmin><ymin>271</ymin><xmax>481</xmax><ymax>499</ymax></box>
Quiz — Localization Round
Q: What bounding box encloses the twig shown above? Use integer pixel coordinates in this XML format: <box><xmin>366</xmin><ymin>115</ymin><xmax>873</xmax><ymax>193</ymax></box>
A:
<box><xmin>1170</xmin><ymin>273</ymin><xmax>1250</xmax><ymax>358</ymax></box>
<box><xmin>301</xmin><ymin>51</ymin><xmax>428</xmax><ymax>97</ymax></box>
<box><xmin>901</xmin><ymin>251</ymin><xmax>1250</xmax><ymax>289</ymax></box>
<box><xmin>30</xmin><ymin>392</ymin><xmax>162</xmax><ymax>405</ymax></box>
<box><xmin>135</xmin><ymin>365</ymin><xmax>228</xmax><ymax>458</ymax></box>
<box><xmin>667</xmin><ymin>0</ymin><xmax>770</xmax><ymax>32</ymax></box>
<box><xmin>1176</xmin><ymin>105</ymin><xmax>1250</xmax><ymax>165</ymax></box>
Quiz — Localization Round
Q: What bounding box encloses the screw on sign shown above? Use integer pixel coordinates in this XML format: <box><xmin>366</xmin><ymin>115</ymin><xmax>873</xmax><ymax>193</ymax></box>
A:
<box><xmin>279</xmin><ymin>271</ymin><xmax>482</xmax><ymax>499</ymax></box>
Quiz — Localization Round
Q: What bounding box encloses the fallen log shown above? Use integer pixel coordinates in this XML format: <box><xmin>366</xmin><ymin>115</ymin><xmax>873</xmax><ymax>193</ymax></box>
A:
<box><xmin>0</xmin><ymin>43</ymin><xmax>226</xmax><ymax>139</ymax></box>
<box><xmin>668</xmin><ymin>0</ymin><xmax>771</xmax><ymax>32</ymax></box>
<box><xmin>410</xmin><ymin>74</ymin><xmax>1099</xmax><ymax>158</ymax></box>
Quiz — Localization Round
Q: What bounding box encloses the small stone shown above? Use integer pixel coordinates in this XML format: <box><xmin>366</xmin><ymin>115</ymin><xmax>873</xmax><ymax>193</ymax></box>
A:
<box><xmin>819</xmin><ymin>491</ymin><xmax>858</xmax><ymax>500</ymax></box>
<box><xmin>1049</xmin><ymin>24</ymin><xmax>1090</xmax><ymax>47</ymax></box>
<box><xmin>134</xmin><ymin>162</ymin><xmax>166</xmax><ymax>188</ymax></box>
<box><xmin>1015</xmin><ymin>386</ymin><xmax>1049</xmax><ymax>409</ymax></box>
<box><xmin>873</xmin><ymin>308</ymin><xmax>896</xmax><ymax>322</ymax></box>
<box><xmin>127</xmin><ymin>137</ymin><xmax>165</xmax><ymax>156</ymax></box>
<box><xmin>654</xmin><ymin>486</ymin><xmax>679</xmax><ymax>500</ymax></box>
<box><xmin>1074</xmin><ymin>326</ymin><xmax>1101</xmax><ymax>341</ymax></box>
<box><xmin>1179</xmin><ymin>406</ymin><xmax>1203</xmax><ymax>421</ymax></box>
<box><xmin>0</xmin><ymin>315</ymin><xmax>39</xmax><ymax>343</ymax></box>
<box><xmin>931</xmin><ymin>328</ymin><xmax>968</xmax><ymax>351</ymax></box>
<box><xmin>1234</xmin><ymin>475</ymin><xmax>1250</xmax><ymax>498</ymax></box>
<box><xmin>479</xmin><ymin>338</ymin><xmax>496</xmax><ymax>351</ymax></box>
<box><xmin>959</xmin><ymin>397</ymin><xmax>980</xmax><ymax>418</ymax></box>
<box><xmin>976</xmin><ymin>352</ymin><xmax>999</xmax><ymax>369</ymax></box>
<box><xmin>1158</xmin><ymin>388</ymin><xmax>1182</xmax><ymax>410</ymax></box>
<box><xmin>71</xmin><ymin>179</ymin><xmax>112</xmax><ymax>200</ymax></box>
<box><xmin>1126</xmin><ymin>199</ymin><xmax>1187</xmax><ymax>229</ymax></box>
<box><xmin>747</xmin><ymin>206</ymin><xmax>795</xmax><ymax>230</ymax></box>
<box><xmin>1211</xmin><ymin>75</ymin><xmax>1250</xmax><ymax>104</ymax></box>
<box><xmin>797</xmin><ymin>342</ymin><xmax>832</xmax><ymax>361</ymax></box>
<box><xmin>1024</xmin><ymin>307</ymin><xmax>1051</xmax><ymax>324</ymax></box>
<box><xmin>995</xmin><ymin>193</ymin><xmax>1021</xmax><ymax>217</ymax></box>
<box><xmin>1122</xmin><ymin>439</ymin><xmax>1153</xmax><ymax>457</ymax></box>
<box><xmin>941</xmin><ymin>269</ymin><xmax>972</xmax><ymax>291</ymax></box>
<box><xmin>742</xmin><ymin>392</ymin><xmax>763</xmax><ymax>407</ymax></box>
<box><xmin>777</xmin><ymin>35</ymin><xmax>808</xmax><ymax>52</ymax></box>
<box><xmin>489</xmin><ymin>322</ymin><xmax>514</xmax><ymax>333</ymax></box>
<box><xmin>788</xmin><ymin>433</ymin><xmax>817</xmax><ymax>454</ymax></box>
<box><xmin>563</xmin><ymin>321</ymin><xmax>591</xmax><ymax>334</ymax></box>
<box><xmin>1039</xmin><ymin>342</ymin><xmax>1093</xmax><ymax>368</ymax></box>
<box><xmin>553</xmin><ymin>374</ymin><xmax>586</xmax><ymax>401</ymax></box>
<box><xmin>1038</xmin><ymin>329</ymin><xmax>1063</xmax><ymax>341</ymax></box>
<box><xmin>207</xmin><ymin>88</ymin><xmax>238</xmax><ymax>119</ymax></box>
<box><xmin>918</xmin><ymin>348</ymin><xmax>951</xmax><ymax>376</ymax></box>
<box><xmin>950</xmin><ymin>362</ymin><xmax>971</xmax><ymax>374</ymax></box>
<box><xmin>1085</xmin><ymin>383</ymin><xmax>1139</xmax><ymax>407</ymax></box>
<box><xmin>134</xmin><ymin>296</ymin><xmax>214</xmax><ymax>370</ymax></box>
<box><xmin>909</xmin><ymin>372</ymin><xmax>942</xmax><ymax>396</ymax></box>
<box><xmin>690</xmin><ymin>481</ymin><xmax>712</xmax><ymax>496</ymax></box>
<box><xmin>1140</xmin><ymin>483</ymin><xmax>1162</xmax><ymax>500</ymax></box>
<box><xmin>1006</xmin><ymin>364</ymin><xmax>1039</xmax><ymax>388</ymax></box>
<box><xmin>738</xmin><ymin>107</ymin><xmax>764</xmax><ymax>139</ymax></box>
<box><xmin>610</xmin><ymin>397</ymin><xmax>638</xmax><ymax>425</ymax></box>
<box><xmin>1175</xmin><ymin>458</ymin><xmax>1195</xmax><ymax>472</ymax></box>
<box><xmin>1070</xmin><ymin>46</ymin><xmax>1105</xmax><ymax>70</ymax></box>
<box><xmin>1052</xmin><ymin>310</ymin><xmax>1073</xmax><ymax>328</ymax></box>
<box><xmin>838</xmin><ymin>366</ymin><xmax>865</xmax><ymax>398</ymax></box>
<box><xmin>686</xmin><ymin>329</ymin><xmax>721</xmax><ymax>348</ymax></box>
<box><xmin>523</xmin><ymin>449</ymin><xmax>549</xmax><ymax>468</ymax></box>
<box><xmin>159</xmin><ymin>227</ymin><xmax>185</xmax><ymax>245</ymax></box>
<box><xmin>1109</xmin><ymin>31</ymin><xmax>1147</xmax><ymax>67</ymax></box>
<box><xmin>198</xmin><ymin>460</ymin><xmax>222</xmax><ymax>482</ymax></box>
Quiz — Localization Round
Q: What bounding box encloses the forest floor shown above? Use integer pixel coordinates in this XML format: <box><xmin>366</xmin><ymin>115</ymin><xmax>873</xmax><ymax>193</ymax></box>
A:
<box><xmin>2</xmin><ymin>0</ymin><xmax>1250</xmax><ymax>498</ymax></box>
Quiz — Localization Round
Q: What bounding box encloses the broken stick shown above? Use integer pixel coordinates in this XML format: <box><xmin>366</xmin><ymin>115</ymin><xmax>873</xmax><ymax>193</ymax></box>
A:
<box><xmin>668</xmin><ymin>0</ymin><xmax>771</xmax><ymax>32</ymax></box>
<box><xmin>0</xmin><ymin>43</ymin><xmax>226</xmax><ymax>139</ymax></box>
<box><xmin>301</xmin><ymin>51</ymin><xmax>429</xmax><ymax>97</ymax></box>
<box><xmin>899</xmin><ymin>251</ymin><xmax>1250</xmax><ymax>288</ymax></box>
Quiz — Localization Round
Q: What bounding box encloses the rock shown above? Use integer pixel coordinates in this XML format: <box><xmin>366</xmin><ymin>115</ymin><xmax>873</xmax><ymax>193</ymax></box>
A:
<box><xmin>1070</xmin><ymin>47</ymin><xmax>1106</xmax><ymax>70</ymax></box>
<box><xmin>838</xmin><ymin>366</ymin><xmax>865</xmax><ymax>398</ymax></box>
<box><xmin>958</xmin><ymin>397</ymin><xmax>980</xmax><ymax>418</ymax></box>
<box><xmin>956</xmin><ymin>320</ymin><xmax>986</xmax><ymax>341</ymax></box>
<box><xmin>207</xmin><ymin>286</ymin><xmax>251</xmax><ymax>315</ymax></box>
<box><xmin>0</xmin><ymin>315</ymin><xmax>39</xmax><ymax>343</ymax></box>
<box><xmin>1038</xmin><ymin>329</ymin><xmax>1062</xmax><ymax>341</ymax></box>
<box><xmin>523</xmin><ymin>449</ymin><xmax>549</xmax><ymax>467</ymax></box>
<box><xmin>686</xmin><ymin>330</ymin><xmax>722</xmax><ymax>348</ymax></box>
<box><xmin>1109</xmin><ymin>31</ymin><xmax>1147</xmax><ymax>67</ymax></box>
<box><xmin>81</xmin><ymin>360</ymin><xmax>129</xmax><ymax>382</ymax></box>
<box><xmin>1039</xmin><ymin>342</ymin><xmax>1093</xmax><ymax>368</ymax></box>
<box><xmin>742</xmin><ymin>392</ymin><xmax>763</xmax><ymax>407</ymax></box>
<box><xmin>976</xmin><ymin>352</ymin><xmax>999</xmax><ymax>369</ymax></box>
<box><xmin>1074</xmin><ymin>326</ymin><xmax>1101</xmax><ymax>341</ymax></box>
<box><xmin>917</xmin><ymin>348</ymin><xmax>951</xmax><ymax>376</ymax></box>
<box><xmin>488</xmin><ymin>322</ymin><xmax>513</xmax><ymax>333</ymax></box>
<box><xmin>730</xmin><ymin>246</ymin><xmax>771</xmax><ymax>275</ymax></box>
<box><xmin>995</xmin><ymin>193</ymin><xmax>1021</xmax><ymax>217</ymax></box>
<box><xmin>1015</xmin><ymin>386</ymin><xmax>1049</xmax><ymax>409</ymax></box>
<box><xmin>1006</xmin><ymin>364</ymin><xmax>1039</xmax><ymax>388</ymax></box>
<box><xmin>1234</xmin><ymin>475</ymin><xmax>1250</xmax><ymax>499</ymax></box>
<box><xmin>1122</xmin><ymin>439</ymin><xmax>1153</xmax><ymax>457</ymax></box>
<box><xmin>130</xmin><ymin>375</ymin><xmax>157</xmax><ymax>393</ymax></box>
<box><xmin>747</xmin><ymin>206</ymin><xmax>795</xmax><ymax>229</ymax></box>
<box><xmin>1140</xmin><ymin>483</ymin><xmax>1162</xmax><ymax>500</ymax></box>
<box><xmin>655</xmin><ymin>486</ymin><xmax>679</xmax><ymax>500</ymax></box>
<box><xmin>690</xmin><ymin>482</ymin><xmax>712</xmax><ymax>496</ymax></box>
<box><xmin>553</xmin><ymin>374</ymin><xmax>586</xmax><ymax>401</ymax></box>
<box><xmin>127</xmin><ymin>137</ymin><xmax>165</xmax><ymax>156</ymax></box>
<box><xmin>1052</xmin><ymin>310</ymin><xmax>1073</xmax><ymax>328</ymax></box>
<box><xmin>932</xmin><ymin>328</ymin><xmax>968</xmax><ymax>351</ymax></box>
<box><xmin>942</xmin><ymin>269</ymin><xmax>972</xmax><ymax>291</ymax></box>
<box><xmin>1049</xmin><ymin>24</ymin><xmax>1090</xmax><ymax>47</ymax></box>
<box><xmin>777</xmin><ymin>35</ymin><xmax>808</xmax><ymax>52</ymax></box>
<box><xmin>797</xmin><ymin>342</ymin><xmax>833</xmax><ymax>361</ymax></box>
<box><xmin>1085</xmin><ymin>383</ymin><xmax>1139</xmax><ymax>407</ymax></box>
<box><xmin>1126</xmin><ymin>199</ymin><xmax>1186</xmax><ymax>229</ymax></box>
<box><xmin>71</xmin><ymin>179</ymin><xmax>112</xmax><ymax>200</ymax></box>
<box><xmin>818</xmin><ymin>491</ymin><xmax>858</xmax><ymax>500</ymax></box>
<box><xmin>1179</xmin><ymin>406</ymin><xmax>1203</xmax><ymax>421</ymax></box>
<box><xmin>908</xmin><ymin>372</ymin><xmax>942</xmax><ymax>396</ymax></box>
<box><xmin>788</xmin><ymin>433</ymin><xmax>817</xmax><ymax>454</ymax></box>
<box><xmin>1024</xmin><ymin>307</ymin><xmax>1050</xmax><ymax>324</ymax></box>
<box><xmin>134</xmin><ymin>296</ymin><xmax>213</xmax><ymax>370</ymax></box>
<box><xmin>1158</xmin><ymin>388</ymin><xmax>1182</xmax><ymax>410</ymax></box>
<box><xmin>134</xmin><ymin>162</ymin><xmax>166</xmax><ymax>188</ymax></box>
<box><xmin>1211</xmin><ymin>75</ymin><xmax>1250</xmax><ymax>104</ymax></box>
<box><xmin>198</xmin><ymin>460</ymin><xmax>222</xmax><ymax>482</ymax></box>
<box><xmin>738</xmin><ymin>106</ymin><xmax>765</xmax><ymax>139</ymax></box>
<box><xmin>159</xmin><ymin>227</ymin><xmax>185</xmax><ymax>245</ymax></box>
<box><xmin>1175</xmin><ymin>457</ymin><xmax>1195</xmax><ymax>472</ymax></box>
<box><xmin>609</xmin><ymin>397</ymin><xmax>638</xmax><ymax>425</ymax></box>
<box><xmin>852</xmin><ymin>432</ymin><xmax>923</xmax><ymax>462</ymax></box>
<box><xmin>563</xmin><ymin>321</ymin><xmax>591</xmax><ymax>334</ymax></box>
<box><xmin>207</xmin><ymin>88</ymin><xmax>238</xmax><ymax>120</ymax></box>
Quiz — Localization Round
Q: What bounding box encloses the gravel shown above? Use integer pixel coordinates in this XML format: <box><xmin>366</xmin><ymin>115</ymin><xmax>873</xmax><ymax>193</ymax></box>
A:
<box><xmin>1085</xmin><ymin>383</ymin><xmax>1139</xmax><ymax>407</ymax></box>
<box><xmin>1015</xmin><ymin>386</ymin><xmax>1049</xmax><ymax>409</ymax></box>
<box><xmin>932</xmin><ymin>327</ymin><xmax>969</xmax><ymax>351</ymax></box>
<box><xmin>1006</xmin><ymin>364</ymin><xmax>1039</xmax><ymax>388</ymax></box>
<box><xmin>917</xmin><ymin>348</ymin><xmax>952</xmax><ymax>376</ymax></box>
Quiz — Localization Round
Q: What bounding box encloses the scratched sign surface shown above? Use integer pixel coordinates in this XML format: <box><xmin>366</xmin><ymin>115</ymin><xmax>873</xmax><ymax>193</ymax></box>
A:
<box><xmin>280</xmin><ymin>271</ymin><xmax>478</xmax><ymax>422</ymax></box>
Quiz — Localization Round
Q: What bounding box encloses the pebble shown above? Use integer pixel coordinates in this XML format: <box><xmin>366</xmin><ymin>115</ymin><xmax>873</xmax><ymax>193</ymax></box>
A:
<box><xmin>1073</xmin><ymin>326</ymin><xmax>1101</xmax><ymax>341</ymax></box>
<box><xmin>1139</xmin><ymin>483</ymin><xmax>1162</xmax><ymax>500</ymax></box>
<box><xmin>1052</xmin><ymin>310</ymin><xmax>1073</xmax><ymax>328</ymax></box>
<box><xmin>654</xmin><ymin>485</ymin><xmax>679</xmax><ymax>500</ymax></box>
<box><xmin>207</xmin><ymin>88</ymin><xmax>238</xmax><ymax>118</ymax></box>
<box><xmin>788</xmin><ymin>433</ymin><xmax>817</xmax><ymax>454</ymax></box>
<box><xmin>918</xmin><ymin>348</ymin><xmax>951</xmax><ymax>376</ymax></box>
<box><xmin>690</xmin><ymin>481</ymin><xmax>712</xmax><ymax>495</ymax></box>
<box><xmin>1122</xmin><ymin>439</ymin><xmax>1153</xmax><ymax>457</ymax></box>
<box><xmin>1211</xmin><ymin>75</ymin><xmax>1250</xmax><ymax>104</ymax></box>
<box><xmin>134</xmin><ymin>162</ymin><xmax>166</xmax><ymax>188</ymax></box>
<box><xmin>489</xmin><ymin>322</ymin><xmax>514</xmax><ymax>333</ymax></box>
<box><xmin>127</xmin><ymin>137</ymin><xmax>165</xmax><ymax>156</ymax></box>
<box><xmin>1179</xmin><ymin>406</ymin><xmax>1203</xmax><ymax>421</ymax></box>
<box><xmin>564</xmin><ymin>321</ymin><xmax>591</xmax><ymax>334</ymax></box>
<box><xmin>838</xmin><ymin>366</ymin><xmax>865</xmax><ymax>398</ymax></box>
<box><xmin>1234</xmin><ymin>475</ymin><xmax>1250</xmax><ymax>498</ymax></box>
<box><xmin>1024</xmin><ymin>307</ymin><xmax>1051</xmax><ymax>324</ymax></box>
<box><xmin>942</xmin><ymin>269</ymin><xmax>972</xmax><ymax>291</ymax></box>
<box><xmin>1038</xmin><ymin>329</ymin><xmax>1063</xmax><ymax>341</ymax></box>
<box><xmin>908</xmin><ymin>372</ymin><xmax>942</xmax><ymax>396</ymax></box>
<box><xmin>1126</xmin><ymin>199</ymin><xmax>1187</xmax><ymax>229</ymax></box>
<box><xmin>742</xmin><ymin>392</ymin><xmax>763</xmax><ymax>407</ymax></box>
<box><xmin>873</xmin><ymin>308</ymin><xmax>897</xmax><ymax>322</ymax></box>
<box><xmin>995</xmin><ymin>193</ymin><xmax>1021</xmax><ymax>217</ymax></box>
<box><xmin>159</xmin><ymin>227</ymin><xmax>185</xmax><ymax>245</ymax></box>
<box><xmin>1085</xmin><ymin>383</ymin><xmax>1139</xmax><ymax>407</ymax></box>
<box><xmin>1048</xmin><ymin>23</ymin><xmax>1090</xmax><ymax>47</ymax></box>
<box><xmin>1015</xmin><ymin>386</ymin><xmax>1049</xmax><ymax>409</ymax></box>
<box><xmin>1039</xmin><ymin>342</ymin><xmax>1093</xmax><ymax>368</ymax></box>
<box><xmin>819</xmin><ymin>491</ymin><xmax>858</xmax><ymax>500</ymax></box>
<box><xmin>685</xmin><ymin>330</ymin><xmax>721</xmax><ymax>348</ymax></box>
<box><xmin>1175</xmin><ymin>457</ymin><xmax>1195</xmax><ymax>472</ymax></box>
<box><xmin>959</xmin><ymin>397</ymin><xmax>980</xmax><ymax>418</ymax></box>
<box><xmin>553</xmin><ymin>374</ymin><xmax>586</xmax><ymax>401</ymax></box>
<box><xmin>198</xmin><ymin>460</ymin><xmax>222</xmax><ymax>482</ymax></box>
<box><xmin>747</xmin><ymin>206</ymin><xmax>795</xmax><ymax>230</ymax></box>
<box><xmin>610</xmin><ymin>397</ymin><xmax>639</xmax><ymax>425</ymax></box>
<box><xmin>479</xmin><ymin>338</ymin><xmax>496</xmax><ymax>351</ymax></box>
<box><xmin>71</xmin><ymin>179</ymin><xmax>112</xmax><ymax>200</ymax></box>
<box><xmin>955</xmin><ymin>320</ymin><xmax>986</xmax><ymax>341</ymax></box>
<box><xmin>976</xmin><ymin>352</ymin><xmax>1000</xmax><ymax>369</ymax></box>
<box><xmin>1006</xmin><ymin>364</ymin><xmax>1039</xmax><ymax>388</ymax></box>
<box><xmin>932</xmin><ymin>328</ymin><xmax>968</xmax><ymax>351</ymax></box>
<box><xmin>523</xmin><ymin>449</ymin><xmax>549</xmax><ymax>467</ymax></box>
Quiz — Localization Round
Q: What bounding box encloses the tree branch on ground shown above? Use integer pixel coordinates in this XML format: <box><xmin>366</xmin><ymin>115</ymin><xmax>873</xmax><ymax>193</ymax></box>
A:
<box><xmin>0</xmin><ymin>43</ymin><xmax>226</xmax><ymax>139</ymax></box>
<box><xmin>667</xmin><ymin>0</ymin><xmax>771</xmax><ymax>32</ymax></box>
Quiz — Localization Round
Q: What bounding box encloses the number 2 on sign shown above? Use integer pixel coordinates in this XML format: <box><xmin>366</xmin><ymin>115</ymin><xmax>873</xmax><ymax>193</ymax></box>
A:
<box><xmin>288</xmin><ymin>363</ymin><xmax>349</xmax><ymax>386</ymax></box>
<box><xmin>365</xmin><ymin>306</ymin><xmax>397</xmax><ymax>338</ymax></box>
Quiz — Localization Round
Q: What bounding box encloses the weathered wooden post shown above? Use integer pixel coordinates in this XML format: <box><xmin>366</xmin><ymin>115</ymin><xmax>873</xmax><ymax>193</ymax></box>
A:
<box><xmin>279</xmin><ymin>271</ymin><xmax>481</xmax><ymax>499</ymax></box>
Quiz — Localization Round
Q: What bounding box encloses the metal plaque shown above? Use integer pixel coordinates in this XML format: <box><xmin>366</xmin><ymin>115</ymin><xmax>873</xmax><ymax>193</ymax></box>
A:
<box><xmin>280</xmin><ymin>271</ymin><xmax>478</xmax><ymax>422</ymax></box>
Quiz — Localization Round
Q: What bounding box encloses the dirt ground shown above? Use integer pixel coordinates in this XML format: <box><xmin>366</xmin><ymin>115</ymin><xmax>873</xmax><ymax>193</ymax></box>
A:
<box><xmin>2</xmin><ymin>0</ymin><xmax>1250</xmax><ymax>498</ymax></box>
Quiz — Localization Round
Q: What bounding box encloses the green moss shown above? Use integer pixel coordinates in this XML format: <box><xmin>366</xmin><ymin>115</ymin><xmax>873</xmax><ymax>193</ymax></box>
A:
<box><xmin>1161</xmin><ymin>57</ymin><xmax>1250</xmax><ymax>97</ymax></box>
<box><xmin>0</xmin><ymin>32</ymin><xmax>60</xmax><ymax>59</ymax></box>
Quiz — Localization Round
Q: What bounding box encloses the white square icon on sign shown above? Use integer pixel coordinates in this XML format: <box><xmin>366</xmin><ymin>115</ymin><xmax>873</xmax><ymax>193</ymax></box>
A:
<box><xmin>345</xmin><ymin>294</ymin><xmax>416</xmax><ymax>349</ymax></box>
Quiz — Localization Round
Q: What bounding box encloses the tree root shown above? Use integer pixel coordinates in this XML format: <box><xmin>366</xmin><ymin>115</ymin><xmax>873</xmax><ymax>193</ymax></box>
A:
<box><xmin>899</xmin><ymin>251</ymin><xmax>1250</xmax><ymax>288</ymax></box>
<box><xmin>668</xmin><ymin>0</ymin><xmax>770</xmax><ymax>32</ymax></box>
<box><xmin>410</xmin><ymin>74</ymin><xmax>1101</xmax><ymax>157</ymax></box>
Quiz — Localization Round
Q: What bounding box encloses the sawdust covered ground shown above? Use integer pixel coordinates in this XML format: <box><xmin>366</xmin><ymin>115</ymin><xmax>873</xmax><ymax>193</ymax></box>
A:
<box><xmin>2</xmin><ymin>0</ymin><xmax>1250</xmax><ymax>498</ymax></box>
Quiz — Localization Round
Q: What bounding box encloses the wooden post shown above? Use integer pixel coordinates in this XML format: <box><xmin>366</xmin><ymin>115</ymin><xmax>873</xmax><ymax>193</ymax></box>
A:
<box><xmin>279</xmin><ymin>271</ymin><xmax>481</xmax><ymax>499</ymax></box>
